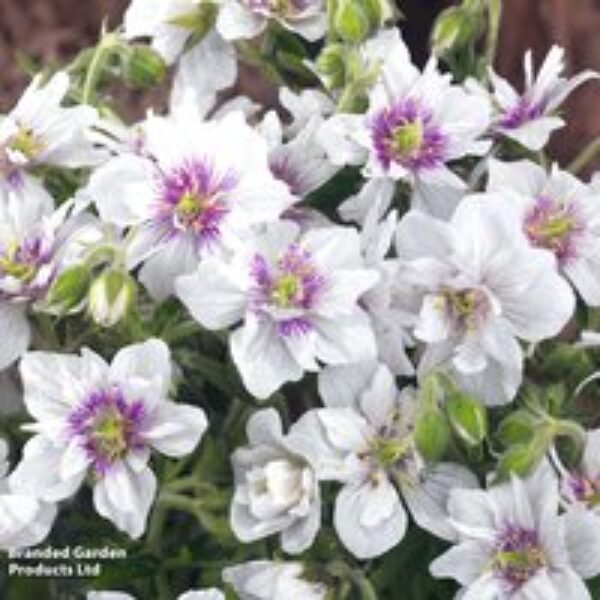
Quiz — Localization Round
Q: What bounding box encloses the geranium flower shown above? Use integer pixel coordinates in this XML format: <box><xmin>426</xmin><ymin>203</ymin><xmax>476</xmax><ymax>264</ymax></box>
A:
<box><xmin>484</xmin><ymin>46</ymin><xmax>599</xmax><ymax>151</ymax></box>
<box><xmin>10</xmin><ymin>339</ymin><xmax>207</xmax><ymax>538</ymax></box>
<box><xmin>487</xmin><ymin>159</ymin><xmax>600</xmax><ymax>306</ymax></box>
<box><xmin>0</xmin><ymin>438</ymin><xmax>56</xmax><ymax>550</ymax></box>
<box><xmin>303</xmin><ymin>362</ymin><xmax>477</xmax><ymax>559</ymax></box>
<box><xmin>318</xmin><ymin>29</ymin><xmax>491</xmax><ymax>217</ymax></box>
<box><xmin>216</xmin><ymin>0</ymin><xmax>327</xmax><ymax>42</ymax></box>
<box><xmin>230</xmin><ymin>408</ymin><xmax>322</xmax><ymax>554</ymax></box>
<box><xmin>176</xmin><ymin>220</ymin><xmax>379</xmax><ymax>399</ymax></box>
<box><xmin>0</xmin><ymin>71</ymin><xmax>102</xmax><ymax>208</ymax></box>
<box><xmin>223</xmin><ymin>560</ymin><xmax>327</xmax><ymax>600</ymax></box>
<box><xmin>430</xmin><ymin>464</ymin><xmax>600</xmax><ymax>599</ymax></box>
<box><xmin>395</xmin><ymin>196</ymin><xmax>575</xmax><ymax>405</ymax></box>
<box><xmin>86</xmin><ymin>111</ymin><xmax>295</xmax><ymax>300</ymax></box>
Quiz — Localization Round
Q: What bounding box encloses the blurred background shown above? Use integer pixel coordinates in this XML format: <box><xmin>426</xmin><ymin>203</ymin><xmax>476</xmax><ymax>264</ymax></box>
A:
<box><xmin>0</xmin><ymin>0</ymin><xmax>598</xmax><ymax>171</ymax></box>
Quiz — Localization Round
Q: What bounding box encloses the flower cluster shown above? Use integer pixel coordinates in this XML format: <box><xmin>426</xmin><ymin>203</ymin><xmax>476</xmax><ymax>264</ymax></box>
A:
<box><xmin>0</xmin><ymin>0</ymin><xmax>599</xmax><ymax>598</ymax></box>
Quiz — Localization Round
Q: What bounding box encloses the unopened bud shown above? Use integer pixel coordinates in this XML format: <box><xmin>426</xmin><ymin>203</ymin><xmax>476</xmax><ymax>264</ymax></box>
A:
<box><xmin>46</xmin><ymin>265</ymin><xmax>90</xmax><ymax>313</ymax></box>
<box><xmin>315</xmin><ymin>44</ymin><xmax>347</xmax><ymax>89</ymax></box>
<box><xmin>431</xmin><ymin>7</ymin><xmax>474</xmax><ymax>56</ymax></box>
<box><xmin>123</xmin><ymin>46</ymin><xmax>167</xmax><ymax>89</ymax></box>
<box><xmin>414</xmin><ymin>407</ymin><xmax>451</xmax><ymax>462</ymax></box>
<box><xmin>446</xmin><ymin>390</ymin><xmax>487</xmax><ymax>447</ymax></box>
<box><xmin>333</xmin><ymin>0</ymin><xmax>371</xmax><ymax>43</ymax></box>
<box><xmin>88</xmin><ymin>269</ymin><xmax>136</xmax><ymax>328</ymax></box>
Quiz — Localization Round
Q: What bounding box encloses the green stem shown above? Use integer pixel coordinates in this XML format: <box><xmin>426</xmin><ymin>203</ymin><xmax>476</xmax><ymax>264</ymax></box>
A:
<box><xmin>160</xmin><ymin>320</ymin><xmax>202</xmax><ymax>345</ymax></box>
<box><xmin>568</xmin><ymin>137</ymin><xmax>600</xmax><ymax>175</ymax></box>
<box><xmin>82</xmin><ymin>29</ymin><xmax>118</xmax><ymax>105</ymax></box>
<box><xmin>484</xmin><ymin>0</ymin><xmax>502</xmax><ymax>74</ymax></box>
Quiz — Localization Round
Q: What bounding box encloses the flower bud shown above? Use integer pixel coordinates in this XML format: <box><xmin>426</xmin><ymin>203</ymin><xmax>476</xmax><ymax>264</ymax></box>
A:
<box><xmin>446</xmin><ymin>391</ymin><xmax>487</xmax><ymax>447</ymax></box>
<box><xmin>430</xmin><ymin>7</ymin><xmax>475</xmax><ymax>56</ymax></box>
<box><xmin>497</xmin><ymin>410</ymin><xmax>536</xmax><ymax>446</ymax></box>
<box><xmin>122</xmin><ymin>46</ymin><xmax>167</xmax><ymax>89</ymax></box>
<box><xmin>46</xmin><ymin>265</ymin><xmax>90</xmax><ymax>313</ymax></box>
<box><xmin>363</xmin><ymin>0</ymin><xmax>395</xmax><ymax>27</ymax></box>
<box><xmin>88</xmin><ymin>269</ymin><xmax>136</xmax><ymax>328</ymax></box>
<box><xmin>414</xmin><ymin>407</ymin><xmax>451</xmax><ymax>462</ymax></box>
<box><xmin>333</xmin><ymin>0</ymin><xmax>371</xmax><ymax>43</ymax></box>
<box><xmin>315</xmin><ymin>44</ymin><xmax>347</xmax><ymax>89</ymax></box>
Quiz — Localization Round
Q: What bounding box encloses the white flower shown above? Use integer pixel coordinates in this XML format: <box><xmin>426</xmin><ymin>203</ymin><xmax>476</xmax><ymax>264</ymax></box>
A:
<box><xmin>216</xmin><ymin>0</ymin><xmax>326</xmax><ymax>43</ymax></box>
<box><xmin>344</xmin><ymin>188</ymin><xmax>416</xmax><ymax>376</ymax></box>
<box><xmin>85</xmin><ymin>111</ymin><xmax>295</xmax><ymax>300</ymax></box>
<box><xmin>222</xmin><ymin>560</ymin><xmax>326</xmax><ymax>600</ymax></box>
<box><xmin>395</xmin><ymin>195</ymin><xmax>575</xmax><ymax>405</ymax></box>
<box><xmin>0</xmin><ymin>196</ymin><xmax>81</xmax><ymax>370</ymax></box>
<box><xmin>0</xmin><ymin>438</ymin><xmax>56</xmax><ymax>550</ymax></box>
<box><xmin>88</xmin><ymin>590</ymin><xmax>224</xmax><ymax>600</ymax></box>
<box><xmin>487</xmin><ymin>159</ymin><xmax>600</xmax><ymax>306</ymax></box>
<box><xmin>484</xmin><ymin>45</ymin><xmax>599</xmax><ymax>151</ymax></box>
<box><xmin>0</xmin><ymin>72</ymin><xmax>102</xmax><ymax>208</ymax></box>
<box><xmin>430</xmin><ymin>464</ymin><xmax>600</xmax><ymax>599</ymax></box>
<box><xmin>176</xmin><ymin>220</ymin><xmax>379</xmax><ymax>399</ymax></box>
<box><xmin>259</xmin><ymin>109</ymin><xmax>338</xmax><ymax>199</ymax></box>
<box><xmin>309</xmin><ymin>362</ymin><xmax>478</xmax><ymax>559</ymax></box>
<box><xmin>560</xmin><ymin>429</ymin><xmax>600</xmax><ymax>515</ymax></box>
<box><xmin>10</xmin><ymin>338</ymin><xmax>207</xmax><ymax>539</ymax></box>
<box><xmin>318</xmin><ymin>29</ymin><xmax>491</xmax><ymax>218</ymax></box>
<box><xmin>230</xmin><ymin>408</ymin><xmax>321</xmax><ymax>554</ymax></box>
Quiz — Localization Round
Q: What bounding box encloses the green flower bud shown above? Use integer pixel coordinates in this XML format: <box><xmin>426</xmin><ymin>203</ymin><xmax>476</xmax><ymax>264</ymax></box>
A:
<box><xmin>363</xmin><ymin>0</ymin><xmax>395</xmax><ymax>27</ymax></box>
<box><xmin>446</xmin><ymin>391</ymin><xmax>487</xmax><ymax>447</ymax></box>
<box><xmin>315</xmin><ymin>43</ymin><xmax>347</xmax><ymax>89</ymax></box>
<box><xmin>497</xmin><ymin>410</ymin><xmax>537</xmax><ymax>447</ymax></box>
<box><xmin>46</xmin><ymin>265</ymin><xmax>91</xmax><ymax>313</ymax></box>
<box><xmin>88</xmin><ymin>269</ymin><xmax>136</xmax><ymax>328</ymax></box>
<box><xmin>123</xmin><ymin>46</ymin><xmax>167</xmax><ymax>89</ymax></box>
<box><xmin>414</xmin><ymin>407</ymin><xmax>451</xmax><ymax>462</ymax></box>
<box><xmin>430</xmin><ymin>7</ymin><xmax>475</xmax><ymax>56</ymax></box>
<box><xmin>333</xmin><ymin>0</ymin><xmax>371</xmax><ymax>43</ymax></box>
<box><xmin>496</xmin><ymin>440</ymin><xmax>545</xmax><ymax>481</ymax></box>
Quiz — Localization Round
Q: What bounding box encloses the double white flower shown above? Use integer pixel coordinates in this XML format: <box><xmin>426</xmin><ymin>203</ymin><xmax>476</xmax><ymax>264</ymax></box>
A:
<box><xmin>431</xmin><ymin>464</ymin><xmax>600</xmax><ymax>599</ymax></box>
<box><xmin>10</xmin><ymin>338</ymin><xmax>207</xmax><ymax>538</ymax></box>
<box><xmin>487</xmin><ymin>159</ymin><xmax>600</xmax><ymax>306</ymax></box>
<box><xmin>318</xmin><ymin>29</ymin><xmax>491</xmax><ymax>217</ymax></box>
<box><xmin>230</xmin><ymin>408</ymin><xmax>321</xmax><ymax>554</ymax></box>
<box><xmin>396</xmin><ymin>196</ymin><xmax>575</xmax><ymax>405</ymax></box>
<box><xmin>176</xmin><ymin>220</ymin><xmax>379</xmax><ymax>399</ymax></box>
<box><xmin>307</xmin><ymin>361</ymin><xmax>477</xmax><ymax>559</ymax></box>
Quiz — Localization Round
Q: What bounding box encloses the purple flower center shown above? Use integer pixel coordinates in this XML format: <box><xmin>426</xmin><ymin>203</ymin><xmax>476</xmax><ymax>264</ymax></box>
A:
<box><xmin>523</xmin><ymin>196</ymin><xmax>583</xmax><ymax>265</ymax></box>
<box><xmin>153</xmin><ymin>159</ymin><xmax>236</xmax><ymax>251</ymax></box>
<box><xmin>493</xmin><ymin>525</ymin><xmax>546</xmax><ymax>592</ymax></box>
<box><xmin>0</xmin><ymin>235</ymin><xmax>54</xmax><ymax>301</ymax></box>
<box><xmin>562</xmin><ymin>473</ymin><xmax>600</xmax><ymax>507</ymax></box>
<box><xmin>499</xmin><ymin>98</ymin><xmax>545</xmax><ymax>130</ymax></box>
<box><xmin>370</xmin><ymin>99</ymin><xmax>448</xmax><ymax>173</ymax></box>
<box><xmin>249</xmin><ymin>244</ymin><xmax>325</xmax><ymax>336</ymax></box>
<box><xmin>68</xmin><ymin>387</ymin><xmax>147</xmax><ymax>477</ymax></box>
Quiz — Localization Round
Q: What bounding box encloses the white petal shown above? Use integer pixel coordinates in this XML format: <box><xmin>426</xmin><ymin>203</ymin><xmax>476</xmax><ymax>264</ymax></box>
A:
<box><xmin>561</xmin><ymin>507</ymin><xmax>600</xmax><ymax>579</ymax></box>
<box><xmin>429</xmin><ymin>541</ymin><xmax>490</xmax><ymax>585</ymax></box>
<box><xmin>0</xmin><ymin>303</ymin><xmax>30</xmax><ymax>371</ymax></box>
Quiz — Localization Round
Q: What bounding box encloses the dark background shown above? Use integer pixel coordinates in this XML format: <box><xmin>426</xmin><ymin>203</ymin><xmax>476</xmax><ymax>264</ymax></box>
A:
<box><xmin>0</xmin><ymin>0</ymin><xmax>598</xmax><ymax>170</ymax></box>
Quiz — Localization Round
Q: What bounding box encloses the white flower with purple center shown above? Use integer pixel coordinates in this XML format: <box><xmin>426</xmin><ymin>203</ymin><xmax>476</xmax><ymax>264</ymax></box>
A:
<box><xmin>560</xmin><ymin>429</ymin><xmax>600</xmax><ymax>516</ymax></box>
<box><xmin>176</xmin><ymin>220</ymin><xmax>379</xmax><ymax>399</ymax></box>
<box><xmin>395</xmin><ymin>196</ymin><xmax>575</xmax><ymax>405</ymax></box>
<box><xmin>487</xmin><ymin>159</ymin><xmax>600</xmax><ymax>307</ymax></box>
<box><xmin>317</xmin><ymin>30</ymin><xmax>491</xmax><ymax>218</ymax></box>
<box><xmin>0</xmin><ymin>196</ymin><xmax>70</xmax><ymax>371</ymax></box>
<box><xmin>303</xmin><ymin>362</ymin><xmax>477</xmax><ymax>559</ymax></box>
<box><xmin>430</xmin><ymin>464</ymin><xmax>600</xmax><ymax>599</ymax></box>
<box><xmin>483</xmin><ymin>45</ymin><xmax>599</xmax><ymax>151</ymax></box>
<box><xmin>0</xmin><ymin>71</ymin><xmax>102</xmax><ymax>208</ymax></box>
<box><xmin>9</xmin><ymin>339</ymin><xmax>207</xmax><ymax>539</ymax></box>
<box><xmin>88</xmin><ymin>590</ymin><xmax>224</xmax><ymax>600</ymax></box>
<box><xmin>217</xmin><ymin>0</ymin><xmax>326</xmax><ymax>43</ymax></box>
<box><xmin>0</xmin><ymin>438</ymin><xmax>57</xmax><ymax>550</ymax></box>
<box><xmin>86</xmin><ymin>111</ymin><xmax>296</xmax><ymax>300</ymax></box>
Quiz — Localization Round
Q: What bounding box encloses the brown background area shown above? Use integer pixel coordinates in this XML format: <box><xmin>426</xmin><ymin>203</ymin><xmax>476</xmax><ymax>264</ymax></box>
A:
<box><xmin>0</xmin><ymin>0</ymin><xmax>598</xmax><ymax>170</ymax></box>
